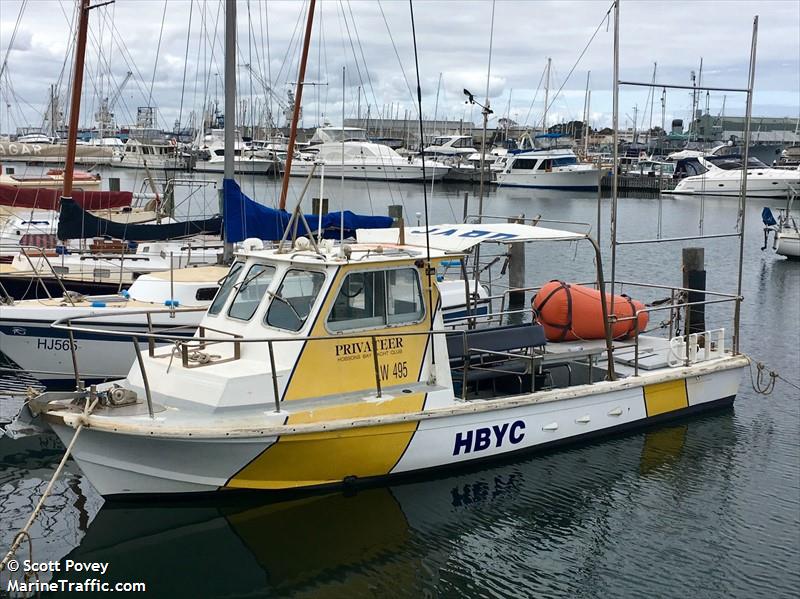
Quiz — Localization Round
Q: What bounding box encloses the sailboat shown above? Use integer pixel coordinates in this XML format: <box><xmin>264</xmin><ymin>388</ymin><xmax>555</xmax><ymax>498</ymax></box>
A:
<box><xmin>0</xmin><ymin>1</ymin><xmax>227</xmax><ymax>300</ymax></box>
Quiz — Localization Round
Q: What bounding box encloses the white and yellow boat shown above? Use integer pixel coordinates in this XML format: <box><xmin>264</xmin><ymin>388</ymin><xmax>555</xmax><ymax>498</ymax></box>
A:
<box><xmin>28</xmin><ymin>224</ymin><xmax>748</xmax><ymax>497</ymax></box>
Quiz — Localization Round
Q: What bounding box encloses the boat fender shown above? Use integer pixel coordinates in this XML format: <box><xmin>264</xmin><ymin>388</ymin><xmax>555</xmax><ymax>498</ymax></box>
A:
<box><xmin>532</xmin><ymin>280</ymin><xmax>649</xmax><ymax>342</ymax></box>
<box><xmin>164</xmin><ymin>299</ymin><xmax>180</xmax><ymax>307</ymax></box>
<box><xmin>91</xmin><ymin>301</ymin><xmax>106</xmax><ymax>308</ymax></box>
<box><xmin>120</xmin><ymin>289</ymin><xmax>130</xmax><ymax>298</ymax></box>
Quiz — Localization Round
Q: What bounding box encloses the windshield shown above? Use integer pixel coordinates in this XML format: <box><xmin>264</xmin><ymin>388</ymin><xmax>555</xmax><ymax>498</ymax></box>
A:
<box><xmin>208</xmin><ymin>262</ymin><xmax>244</xmax><ymax>315</ymax></box>
<box><xmin>228</xmin><ymin>264</ymin><xmax>276</xmax><ymax>321</ymax></box>
<box><xmin>706</xmin><ymin>155</ymin><xmax>768</xmax><ymax>170</ymax></box>
<box><xmin>264</xmin><ymin>270</ymin><xmax>325</xmax><ymax>332</ymax></box>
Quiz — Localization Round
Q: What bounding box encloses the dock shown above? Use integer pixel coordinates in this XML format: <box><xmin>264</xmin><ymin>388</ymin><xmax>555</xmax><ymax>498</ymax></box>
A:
<box><xmin>600</xmin><ymin>174</ymin><xmax>678</xmax><ymax>197</ymax></box>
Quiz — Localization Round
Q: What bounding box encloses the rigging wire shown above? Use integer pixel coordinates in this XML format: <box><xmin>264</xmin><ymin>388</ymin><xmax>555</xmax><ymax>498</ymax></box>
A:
<box><xmin>541</xmin><ymin>1</ymin><xmax>613</xmax><ymax>126</ymax></box>
<box><xmin>409</xmin><ymin>0</ymin><xmax>436</xmax><ymax>375</ymax></box>
<box><xmin>525</xmin><ymin>63</ymin><xmax>547</xmax><ymax>126</ymax></box>
<box><xmin>177</xmin><ymin>0</ymin><xmax>194</xmax><ymax>133</ymax></box>
<box><xmin>377</xmin><ymin>0</ymin><xmax>418</xmax><ymax>119</ymax></box>
<box><xmin>0</xmin><ymin>0</ymin><xmax>27</xmax><ymax>83</ymax></box>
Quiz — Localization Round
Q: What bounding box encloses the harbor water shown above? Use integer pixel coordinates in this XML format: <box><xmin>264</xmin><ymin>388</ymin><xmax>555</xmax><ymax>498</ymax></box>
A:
<box><xmin>1</xmin><ymin>166</ymin><xmax>798</xmax><ymax>598</ymax></box>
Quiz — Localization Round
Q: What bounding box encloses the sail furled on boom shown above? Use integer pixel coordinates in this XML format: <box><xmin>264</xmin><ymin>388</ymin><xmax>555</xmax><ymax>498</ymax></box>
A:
<box><xmin>0</xmin><ymin>184</ymin><xmax>132</xmax><ymax>211</ymax></box>
<box><xmin>223</xmin><ymin>179</ymin><xmax>392</xmax><ymax>242</ymax></box>
<box><xmin>57</xmin><ymin>198</ymin><xmax>222</xmax><ymax>241</ymax></box>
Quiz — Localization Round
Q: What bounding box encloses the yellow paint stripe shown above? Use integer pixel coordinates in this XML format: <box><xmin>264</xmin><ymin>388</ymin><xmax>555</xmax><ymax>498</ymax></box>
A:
<box><xmin>226</xmin><ymin>393</ymin><xmax>425</xmax><ymax>490</ymax></box>
<box><xmin>643</xmin><ymin>379</ymin><xmax>689</xmax><ymax>417</ymax></box>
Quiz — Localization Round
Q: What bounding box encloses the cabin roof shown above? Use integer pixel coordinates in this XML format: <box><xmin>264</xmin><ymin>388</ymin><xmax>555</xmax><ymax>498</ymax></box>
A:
<box><xmin>146</xmin><ymin>265</ymin><xmax>228</xmax><ymax>282</ymax></box>
<box><xmin>358</xmin><ymin>223</ymin><xmax>587</xmax><ymax>252</ymax></box>
<box><xmin>236</xmin><ymin>243</ymin><xmax>452</xmax><ymax>265</ymax></box>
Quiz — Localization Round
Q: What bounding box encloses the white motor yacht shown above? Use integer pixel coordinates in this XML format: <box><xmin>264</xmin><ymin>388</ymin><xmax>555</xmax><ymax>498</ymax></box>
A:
<box><xmin>668</xmin><ymin>154</ymin><xmax>800</xmax><ymax>198</ymax></box>
<box><xmin>423</xmin><ymin>135</ymin><xmax>477</xmax><ymax>158</ymax></box>
<box><xmin>495</xmin><ymin>147</ymin><xmax>600</xmax><ymax>191</ymax></box>
<box><xmin>289</xmin><ymin>141</ymin><xmax>449</xmax><ymax>181</ymax></box>
<box><xmin>193</xmin><ymin>129</ymin><xmax>275</xmax><ymax>176</ymax></box>
<box><xmin>112</xmin><ymin>139</ymin><xmax>186</xmax><ymax>171</ymax></box>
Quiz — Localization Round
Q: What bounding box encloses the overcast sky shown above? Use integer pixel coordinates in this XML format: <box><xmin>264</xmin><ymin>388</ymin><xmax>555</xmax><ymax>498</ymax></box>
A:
<box><xmin>0</xmin><ymin>0</ymin><xmax>798</xmax><ymax>135</ymax></box>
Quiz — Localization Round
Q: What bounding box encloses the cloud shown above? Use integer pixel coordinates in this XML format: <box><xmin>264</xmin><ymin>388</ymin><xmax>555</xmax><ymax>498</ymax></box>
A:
<box><xmin>0</xmin><ymin>0</ymin><xmax>797</xmax><ymax>134</ymax></box>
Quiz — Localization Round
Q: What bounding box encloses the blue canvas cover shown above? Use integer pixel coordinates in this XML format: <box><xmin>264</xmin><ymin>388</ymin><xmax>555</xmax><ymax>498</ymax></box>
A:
<box><xmin>222</xmin><ymin>179</ymin><xmax>393</xmax><ymax>242</ymax></box>
<box><xmin>57</xmin><ymin>197</ymin><xmax>222</xmax><ymax>241</ymax></box>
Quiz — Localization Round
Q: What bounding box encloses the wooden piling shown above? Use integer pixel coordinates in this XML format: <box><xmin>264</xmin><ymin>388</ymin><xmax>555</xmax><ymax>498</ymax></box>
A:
<box><xmin>682</xmin><ymin>247</ymin><xmax>706</xmax><ymax>334</ymax></box>
<box><xmin>388</xmin><ymin>205</ymin><xmax>403</xmax><ymax>221</ymax></box>
<box><xmin>507</xmin><ymin>215</ymin><xmax>526</xmax><ymax>317</ymax></box>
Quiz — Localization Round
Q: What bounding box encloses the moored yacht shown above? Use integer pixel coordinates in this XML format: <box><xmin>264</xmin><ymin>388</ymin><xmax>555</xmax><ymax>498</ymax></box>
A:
<box><xmin>112</xmin><ymin>138</ymin><xmax>186</xmax><ymax>171</ymax></box>
<box><xmin>288</xmin><ymin>141</ymin><xmax>449</xmax><ymax>181</ymax></box>
<box><xmin>423</xmin><ymin>135</ymin><xmax>477</xmax><ymax>158</ymax></box>
<box><xmin>495</xmin><ymin>147</ymin><xmax>600</xmax><ymax>191</ymax></box>
<box><xmin>668</xmin><ymin>153</ymin><xmax>800</xmax><ymax>197</ymax></box>
<box><xmin>193</xmin><ymin>129</ymin><xmax>275</xmax><ymax>176</ymax></box>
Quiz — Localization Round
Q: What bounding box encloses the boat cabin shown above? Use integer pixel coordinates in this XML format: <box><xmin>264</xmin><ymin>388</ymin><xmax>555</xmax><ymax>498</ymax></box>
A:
<box><xmin>423</xmin><ymin>135</ymin><xmax>477</xmax><ymax>156</ymax></box>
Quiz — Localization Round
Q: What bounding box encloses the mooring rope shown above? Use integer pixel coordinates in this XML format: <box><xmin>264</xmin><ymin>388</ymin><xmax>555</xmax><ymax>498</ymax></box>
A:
<box><xmin>0</xmin><ymin>397</ymin><xmax>98</xmax><ymax>573</ymax></box>
<box><xmin>748</xmin><ymin>360</ymin><xmax>800</xmax><ymax>396</ymax></box>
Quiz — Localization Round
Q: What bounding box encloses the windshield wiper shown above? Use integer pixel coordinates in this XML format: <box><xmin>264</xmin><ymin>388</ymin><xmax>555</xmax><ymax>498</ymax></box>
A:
<box><xmin>267</xmin><ymin>290</ymin><xmax>303</xmax><ymax>321</ymax></box>
<box><xmin>235</xmin><ymin>268</ymin><xmax>272</xmax><ymax>290</ymax></box>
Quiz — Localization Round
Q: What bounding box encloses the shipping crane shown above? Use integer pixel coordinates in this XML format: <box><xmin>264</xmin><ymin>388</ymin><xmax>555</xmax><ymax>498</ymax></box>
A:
<box><xmin>95</xmin><ymin>70</ymin><xmax>133</xmax><ymax>132</ymax></box>
<box><xmin>238</xmin><ymin>63</ymin><xmax>291</xmax><ymax>129</ymax></box>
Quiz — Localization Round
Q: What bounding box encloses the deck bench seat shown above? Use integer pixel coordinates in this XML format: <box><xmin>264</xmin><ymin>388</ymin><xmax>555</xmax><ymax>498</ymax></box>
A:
<box><xmin>446</xmin><ymin>324</ymin><xmax>547</xmax><ymax>397</ymax></box>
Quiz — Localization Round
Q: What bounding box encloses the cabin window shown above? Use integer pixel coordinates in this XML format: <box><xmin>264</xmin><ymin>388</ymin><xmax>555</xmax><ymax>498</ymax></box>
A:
<box><xmin>387</xmin><ymin>268</ymin><xmax>424</xmax><ymax>324</ymax></box>
<box><xmin>195</xmin><ymin>287</ymin><xmax>218</xmax><ymax>302</ymax></box>
<box><xmin>327</xmin><ymin>268</ymin><xmax>424</xmax><ymax>332</ymax></box>
<box><xmin>537</xmin><ymin>159</ymin><xmax>552</xmax><ymax>171</ymax></box>
<box><xmin>208</xmin><ymin>261</ymin><xmax>244</xmax><ymax>315</ymax></box>
<box><xmin>228</xmin><ymin>264</ymin><xmax>276</xmax><ymax>321</ymax></box>
<box><xmin>552</xmin><ymin>157</ymin><xmax>577</xmax><ymax>167</ymax></box>
<box><xmin>264</xmin><ymin>270</ymin><xmax>325</xmax><ymax>332</ymax></box>
<box><xmin>513</xmin><ymin>159</ymin><xmax>536</xmax><ymax>170</ymax></box>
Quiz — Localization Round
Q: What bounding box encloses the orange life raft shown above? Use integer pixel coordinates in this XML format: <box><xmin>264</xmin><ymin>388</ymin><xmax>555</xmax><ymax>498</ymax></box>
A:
<box><xmin>532</xmin><ymin>281</ymin><xmax>649</xmax><ymax>342</ymax></box>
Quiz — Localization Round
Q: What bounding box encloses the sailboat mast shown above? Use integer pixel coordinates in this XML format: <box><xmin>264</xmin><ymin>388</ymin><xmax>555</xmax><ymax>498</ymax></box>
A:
<box><xmin>543</xmin><ymin>57</ymin><xmax>551</xmax><ymax>132</ymax></box>
<box><xmin>582</xmin><ymin>71</ymin><xmax>590</xmax><ymax>156</ymax></box>
<box><xmin>221</xmin><ymin>0</ymin><xmax>237</xmax><ymax>262</ymax></box>
<box><xmin>223</xmin><ymin>0</ymin><xmax>236</xmax><ymax>182</ymax></box>
<box><xmin>278</xmin><ymin>0</ymin><xmax>316</xmax><ymax>211</ymax></box>
<box><xmin>62</xmin><ymin>0</ymin><xmax>91</xmax><ymax>199</ymax></box>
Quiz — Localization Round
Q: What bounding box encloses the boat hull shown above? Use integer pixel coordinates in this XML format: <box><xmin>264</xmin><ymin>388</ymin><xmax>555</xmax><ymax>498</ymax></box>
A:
<box><xmin>286</xmin><ymin>162</ymin><xmax>448</xmax><ymax>182</ymax></box>
<box><xmin>193</xmin><ymin>160</ymin><xmax>276</xmax><ymax>176</ymax></box>
<box><xmin>776</xmin><ymin>230</ymin><xmax>800</xmax><ymax>259</ymax></box>
<box><xmin>48</xmin><ymin>360</ymin><xmax>745</xmax><ymax>497</ymax></box>
<box><xmin>495</xmin><ymin>168</ymin><xmax>600</xmax><ymax>191</ymax></box>
<box><xmin>669</xmin><ymin>170</ymin><xmax>800</xmax><ymax>197</ymax></box>
<box><xmin>0</xmin><ymin>314</ymin><xmax>199</xmax><ymax>388</ymax></box>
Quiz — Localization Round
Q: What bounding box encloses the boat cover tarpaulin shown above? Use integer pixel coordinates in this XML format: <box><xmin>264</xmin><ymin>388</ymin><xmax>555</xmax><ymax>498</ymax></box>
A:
<box><xmin>0</xmin><ymin>184</ymin><xmax>132</xmax><ymax>211</ymax></box>
<box><xmin>357</xmin><ymin>223</ymin><xmax>587</xmax><ymax>252</ymax></box>
<box><xmin>223</xmin><ymin>178</ymin><xmax>392</xmax><ymax>242</ymax></box>
<box><xmin>57</xmin><ymin>198</ymin><xmax>222</xmax><ymax>241</ymax></box>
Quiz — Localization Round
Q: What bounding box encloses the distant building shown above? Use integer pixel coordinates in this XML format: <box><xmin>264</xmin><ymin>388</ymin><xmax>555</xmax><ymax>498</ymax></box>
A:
<box><xmin>691</xmin><ymin>114</ymin><xmax>799</xmax><ymax>144</ymax></box>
